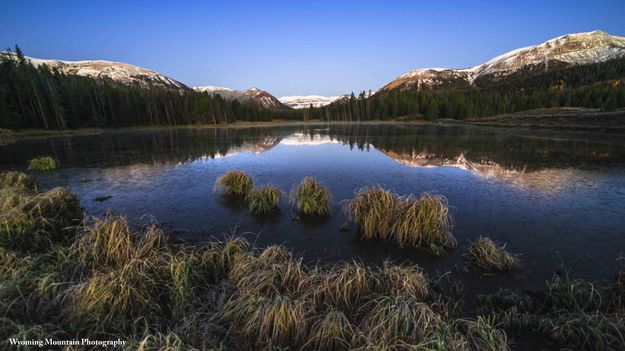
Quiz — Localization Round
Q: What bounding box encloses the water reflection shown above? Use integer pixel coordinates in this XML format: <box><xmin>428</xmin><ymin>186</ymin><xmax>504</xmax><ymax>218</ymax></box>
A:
<box><xmin>2</xmin><ymin>123</ymin><xmax>624</xmax><ymax>293</ymax></box>
<box><xmin>2</xmin><ymin>124</ymin><xmax>623</xmax><ymax>172</ymax></box>
<box><xmin>1</xmin><ymin>124</ymin><xmax>624</xmax><ymax>194</ymax></box>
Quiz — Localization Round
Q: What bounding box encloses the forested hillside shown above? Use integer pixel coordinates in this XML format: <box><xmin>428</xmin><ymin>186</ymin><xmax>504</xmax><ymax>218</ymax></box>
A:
<box><xmin>2</xmin><ymin>47</ymin><xmax>625</xmax><ymax>130</ymax></box>
<box><xmin>0</xmin><ymin>47</ymin><xmax>301</xmax><ymax>130</ymax></box>
<box><xmin>310</xmin><ymin>58</ymin><xmax>625</xmax><ymax>121</ymax></box>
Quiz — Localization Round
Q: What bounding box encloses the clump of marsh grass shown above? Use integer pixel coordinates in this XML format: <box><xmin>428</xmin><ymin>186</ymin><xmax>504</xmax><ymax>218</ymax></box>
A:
<box><xmin>610</xmin><ymin>268</ymin><xmax>625</xmax><ymax>310</ymax></box>
<box><xmin>70</xmin><ymin>258</ymin><xmax>161</xmax><ymax>330</ymax></box>
<box><xmin>28</xmin><ymin>156</ymin><xmax>57</xmax><ymax>171</ymax></box>
<box><xmin>346</xmin><ymin>186</ymin><xmax>455</xmax><ymax>254</ymax></box>
<box><xmin>378</xmin><ymin>261</ymin><xmax>429</xmax><ymax>299</ymax></box>
<box><xmin>456</xmin><ymin>315</ymin><xmax>510</xmax><ymax>351</ymax></box>
<box><xmin>312</xmin><ymin>262</ymin><xmax>380</xmax><ymax>316</ymax></box>
<box><xmin>230</xmin><ymin>245</ymin><xmax>308</xmax><ymax>296</ymax></box>
<box><xmin>246</xmin><ymin>186</ymin><xmax>282</xmax><ymax>215</ymax></box>
<box><xmin>214</xmin><ymin>170</ymin><xmax>254</xmax><ymax>197</ymax></box>
<box><xmin>358</xmin><ymin>294</ymin><xmax>443</xmax><ymax>347</ymax></box>
<box><xmin>477</xmin><ymin>270</ymin><xmax>625</xmax><ymax>351</ymax></box>
<box><xmin>21</xmin><ymin>187</ymin><xmax>81</xmax><ymax>234</ymax></box>
<box><xmin>304</xmin><ymin>307</ymin><xmax>355</xmax><ymax>351</ymax></box>
<box><xmin>166</xmin><ymin>249</ymin><xmax>205</xmax><ymax>319</ymax></box>
<box><xmin>465</xmin><ymin>237</ymin><xmax>520</xmax><ymax>272</ymax></box>
<box><xmin>392</xmin><ymin>193</ymin><xmax>455</xmax><ymax>253</ymax></box>
<box><xmin>544</xmin><ymin>271</ymin><xmax>603</xmax><ymax>313</ymax></box>
<box><xmin>70</xmin><ymin>215</ymin><xmax>167</xmax><ymax>270</ymax></box>
<box><xmin>346</xmin><ymin>187</ymin><xmax>396</xmax><ymax>241</ymax></box>
<box><xmin>0</xmin><ymin>171</ymin><xmax>37</xmax><ymax>192</ymax></box>
<box><xmin>220</xmin><ymin>294</ymin><xmax>308</xmax><ymax>348</ymax></box>
<box><xmin>290</xmin><ymin>176</ymin><xmax>332</xmax><ymax>216</ymax></box>
<box><xmin>0</xmin><ymin>178</ymin><xmax>81</xmax><ymax>251</ymax></box>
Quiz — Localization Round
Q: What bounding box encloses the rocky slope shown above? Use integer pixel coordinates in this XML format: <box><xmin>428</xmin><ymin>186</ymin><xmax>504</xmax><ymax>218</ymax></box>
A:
<box><xmin>382</xmin><ymin>30</ymin><xmax>625</xmax><ymax>91</ymax></box>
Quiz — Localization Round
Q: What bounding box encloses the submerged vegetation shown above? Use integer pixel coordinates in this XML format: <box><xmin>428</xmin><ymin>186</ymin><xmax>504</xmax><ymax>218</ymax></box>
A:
<box><xmin>290</xmin><ymin>176</ymin><xmax>332</xmax><ymax>216</ymax></box>
<box><xmin>215</xmin><ymin>170</ymin><xmax>254</xmax><ymax>197</ymax></box>
<box><xmin>28</xmin><ymin>156</ymin><xmax>57</xmax><ymax>171</ymax></box>
<box><xmin>346</xmin><ymin>186</ymin><xmax>455</xmax><ymax>255</ymax></box>
<box><xmin>0</xmin><ymin>171</ymin><xmax>623</xmax><ymax>349</ymax></box>
<box><xmin>245</xmin><ymin>186</ymin><xmax>282</xmax><ymax>215</ymax></box>
<box><xmin>465</xmin><ymin>237</ymin><xmax>520</xmax><ymax>272</ymax></box>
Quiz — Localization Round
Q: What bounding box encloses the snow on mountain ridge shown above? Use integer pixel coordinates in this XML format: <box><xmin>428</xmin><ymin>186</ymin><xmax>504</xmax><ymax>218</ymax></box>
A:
<box><xmin>383</xmin><ymin>30</ymin><xmax>625</xmax><ymax>91</ymax></box>
<box><xmin>11</xmin><ymin>54</ymin><xmax>187</xmax><ymax>90</ymax></box>
<box><xmin>193</xmin><ymin>86</ymin><xmax>285</xmax><ymax>109</ymax></box>
<box><xmin>279</xmin><ymin>95</ymin><xmax>344</xmax><ymax>109</ymax></box>
<box><xmin>193</xmin><ymin>85</ymin><xmax>234</xmax><ymax>93</ymax></box>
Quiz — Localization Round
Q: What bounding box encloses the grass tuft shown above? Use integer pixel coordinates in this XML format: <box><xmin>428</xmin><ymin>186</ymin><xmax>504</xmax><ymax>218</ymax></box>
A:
<box><xmin>304</xmin><ymin>307</ymin><xmax>355</xmax><ymax>351</ymax></box>
<box><xmin>456</xmin><ymin>315</ymin><xmax>510</xmax><ymax>351</ymax></box>
<box><xmin>290</xmin><ymin>176</ymin><xmax>332</xmax><ymax>216</ymax></box>
<box><xmin>221</xmin><ymin>294</ymin><xmax>308</xmax><ymax>348</ymax></box>
<box><xmin>215</xmin><ymin>170</ymin><xmax>254</xmax><ymax>197</ymax></box>
<box><xmin>465</xmin><ymin>236</ymin><xmax>520</xmax><ymax>272</ymax></box>
<box><xmin>70</xmin><ymin>215</ymin><xmax>167</xmax><ymax>270</ymax></box>
<box><xmin>246</xmin><ymin>186</ymin><xmax>282</xmax><ymax>215</ymax></box>
<box><xmin>28</xmin><ymin>156</ymin><xmax>57</xmax><ymax>171</ymax></box>
<box><xmin>0</xmin><ymin>171</ymin><xmax>37</xmax><ymax>192</ymax></box>
<box><xmin>0</xmin><ymin>180</ymin><xmax>81</xmax><ymax>251</ymax></box>
<box><xmin>359</xmin><ymin>294</ymin><xmax>443</xmax><ymax>346</ymax></box>
<box><xmin>346</xmin><ymin>186</ymin><xmax>455</xmax><ymax>254</ymax></box>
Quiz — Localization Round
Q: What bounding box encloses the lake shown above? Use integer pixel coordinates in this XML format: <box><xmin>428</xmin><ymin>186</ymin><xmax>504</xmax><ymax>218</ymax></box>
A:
<box><xmin>2</xmin><ymin>123</ymin><xmax>625</xmax><ymax>300</ymax></box>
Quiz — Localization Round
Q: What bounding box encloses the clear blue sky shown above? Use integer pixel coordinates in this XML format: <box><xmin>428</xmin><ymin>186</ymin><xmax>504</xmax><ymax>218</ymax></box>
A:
<box><xmin>2</xmin><ymin>0</ymin><xmax>624</xmax><ymax>97</ymax></box>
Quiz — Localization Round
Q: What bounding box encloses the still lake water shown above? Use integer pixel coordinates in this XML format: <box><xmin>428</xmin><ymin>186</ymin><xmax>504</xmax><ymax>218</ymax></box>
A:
<box><xmin>2</xmin><ymin>123</ymin><xmax>625</xmax><ymax>298</ymax></box>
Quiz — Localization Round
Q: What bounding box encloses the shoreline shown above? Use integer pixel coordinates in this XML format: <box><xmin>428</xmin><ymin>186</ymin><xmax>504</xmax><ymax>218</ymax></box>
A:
<box><xmin>2</xmin><ymin>107</ymin><xmax>625</xmax><ymax>145</ymax></box>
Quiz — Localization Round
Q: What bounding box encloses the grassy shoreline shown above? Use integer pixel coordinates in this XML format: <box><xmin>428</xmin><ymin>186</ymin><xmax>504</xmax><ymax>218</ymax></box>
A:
<box><xmin>1</xmin><ymin>171</ymin><xmax>624</xmax><ymax>350</ymax></box>
<box><xmin>2</xmin><ymin>107</ymin><xmax>624</xmax><ymax>146</ymax></box>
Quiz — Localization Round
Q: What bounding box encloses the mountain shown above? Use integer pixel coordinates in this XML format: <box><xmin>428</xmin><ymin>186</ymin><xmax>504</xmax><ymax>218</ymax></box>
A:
<box><xmin>279</xmin><ymin>95</ymin><xmax>344</xmax><ymax>109</ymax></box>
<box><xmin>12</xmin><ymin>54</ymin><xmax>187</xmax><ymax>90</ymax></box>
<box><xmin>194</xmin><ymin>86</ymin><xmax>286</xmax><ymax>109</ymax></box>
<box><xmin>382</xmin><ymin>30</ymin><xmax>625</xmax><ymax>91</ymax></box>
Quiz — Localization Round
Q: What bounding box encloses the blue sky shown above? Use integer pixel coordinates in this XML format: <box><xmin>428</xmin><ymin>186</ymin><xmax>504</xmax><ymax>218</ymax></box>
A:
<box><xmin>2</xmin><ymin>0</ymin><xmax>624</xmax><ymax>97</ymax></box>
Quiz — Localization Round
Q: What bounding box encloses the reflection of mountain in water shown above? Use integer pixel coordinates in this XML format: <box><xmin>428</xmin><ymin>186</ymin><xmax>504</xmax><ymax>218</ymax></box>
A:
<box><xmin>299</xmin><ymin>123</ymin><xmax>625</xmax><ymax>171</ymax></box>
<box><xmin>0</xmin><ymin>124</ymin><xmax>624</xmax><ymax>177</ymax></box>
<box><xmin>379</xmin><ymin>149</ymin><xmax>583</xmax><ymax>191</ymax></box>
<box><xmin>280</xmin><ymin>133</ymin><xmax>340</xmax><ymax>146</ymax></box>
<box><xmin>0</xmin><ymin>127</ymin><xmax>289</xmax><ymax>167</ymax></box>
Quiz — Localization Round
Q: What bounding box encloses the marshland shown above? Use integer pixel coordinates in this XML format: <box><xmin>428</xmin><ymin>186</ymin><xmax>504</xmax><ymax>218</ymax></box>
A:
<box><xmin>2</xmin><ymin>122</ymin><xmax>625</xmax><ymax>350</ymax></box>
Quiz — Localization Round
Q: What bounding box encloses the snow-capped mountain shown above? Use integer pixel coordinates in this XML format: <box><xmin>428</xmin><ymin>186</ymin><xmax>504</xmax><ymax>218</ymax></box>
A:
<box><xmin>193</xmin><ymin>86</ymin><xmax>285</xmax><ymax>109</ymax></box>
<box><xmin>382</xmin><ymin>30</ymin><xmax>625</xmax><ymax>91</ymax></box>
<box><xmin>279</xmin><ymin>95</ymin><xmax>344</xmax><ymax>109</ymax></box>
<box><xmin>13</xmin><ymin>54</ymin><xmax>187</xmax><ymax>90</ymax></box>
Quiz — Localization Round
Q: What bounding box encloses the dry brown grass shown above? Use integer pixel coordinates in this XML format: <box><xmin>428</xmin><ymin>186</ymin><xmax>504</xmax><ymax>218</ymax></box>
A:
<box><xmin>346</xmin><ymin>186</ymin><xmax>455</xmax><ymax>254</ymax></box>
<box><xmin>290</xmin><ymin>176</ymin><xmax>332</xmax><ymax>216</ymax></box>
<box><xmin>465</xmin><ymin>237</ymin><xmax>520</xmax><ymax>272</ymax></box>
<box><xmin>246</xmin><ymin>186</ymin><xmax>282</xmax><ymax>215</ymax></box>
<box><xmin>215</xmin><ymin>170</ymin><xmax>254</xmax><ymax>197</ymax></box>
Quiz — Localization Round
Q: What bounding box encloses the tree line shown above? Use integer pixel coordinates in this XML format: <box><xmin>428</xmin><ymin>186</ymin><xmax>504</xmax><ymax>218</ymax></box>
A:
<box><xmin>1</xmin><ymin>46</ymin><xmax>624</xmax><ymax>130</ymax></box>
<box><xmin>309</xmin><ymin>57</ymin><xmax>625</xmax><ymax>121</ymax></box>
<box><xmin>0</xmin><ymin>46</ymin><xmax>303</xmax><ymax>130</ymax></box>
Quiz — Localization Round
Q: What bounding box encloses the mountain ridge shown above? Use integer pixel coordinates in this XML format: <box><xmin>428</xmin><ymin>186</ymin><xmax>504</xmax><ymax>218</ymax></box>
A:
<box><xmin>381</xmin><ymin>30</ymin><xmax>625</xmax><ymax>92</ymax></box>
<box><xmin>193</xmin><ymin>86</ymin><xmax>285</xmax><ymax>109</ymax></box>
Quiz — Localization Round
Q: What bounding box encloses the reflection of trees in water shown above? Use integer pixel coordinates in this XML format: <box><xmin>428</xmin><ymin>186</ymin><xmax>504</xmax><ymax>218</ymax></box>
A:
<box><xmin>0</xmin><ymin>124</ymin><xmax>623</xmax><ymax>170</ymax></box>
<box><xmin>0</xmin><ymin>127</ymin><xmax>300</xmax><ymax>167</ymax></box>
<box><xmin>300</xmin><ymin>123</ymin><xmax>625</xmax><ymax>171</ymax></box>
